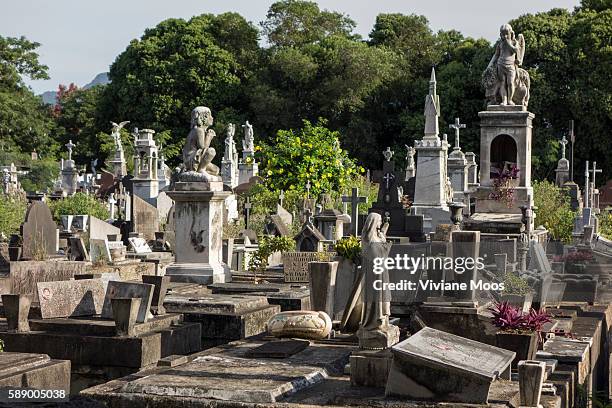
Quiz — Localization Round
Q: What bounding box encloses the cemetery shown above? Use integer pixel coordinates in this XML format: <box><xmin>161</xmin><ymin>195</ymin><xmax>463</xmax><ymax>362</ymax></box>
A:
<box><xmin>1</xmin><ymin>0</ymin><xmax>612</xmax><ymax>407</ymax></box>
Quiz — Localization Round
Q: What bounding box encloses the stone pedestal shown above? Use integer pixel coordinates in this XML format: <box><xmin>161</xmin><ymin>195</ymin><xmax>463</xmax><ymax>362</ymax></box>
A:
<box><xmin>350</xmin><ymin>349</ymin><xmax>393</xmax><ymax>388</ymax></box>
<box><xmin>518</xmin><ymin>360</ymin><xmax>546</xmax><ymax>408</ymax></box>
<box><xmin>132</xmin><ymin>178</ymin><xmax>159</xmax><ymax>207</ymax></box>
<box><xmin>238</xmin><ymin>161</ymin><xmax>258</xmax><ymax>185</ymax></box>
<box><xmin>109</xmin><ymin>150</ymin><xmax>127</xmax><ymax>178</ymax></box>
<box><xmin>61</xmin><ymin>161</ymin><xmax>78</xmax><ymax>196</ymax></box>
<box><xmin>555</xmin><ymin>158</ymin><xmax>570</xmax><ymax>187</ymax></box>
<box><xmin>413</xmin><ymin>136</ymin><xmax>450</xmax><ymax>210</ymax></box>
<box><xmin>2</xmin><ymin>294</ymin><xmax>30</xmax><ymax>332</ymax></box>
<box><xmin>166</xmin><ymin>182</ymin><xmax>230</xmax><ymax>284</ymax></box>
<box><xmin>448</xmin><ymin>149</ymin><xmax>469</xmax><ymax>205</ymax></box>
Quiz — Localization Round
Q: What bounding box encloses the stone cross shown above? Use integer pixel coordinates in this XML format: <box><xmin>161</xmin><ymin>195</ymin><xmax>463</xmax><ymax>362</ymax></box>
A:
<box><xmin>560</xmin><ymin>135</ymin><xmax>568</xmax><ymax>159</ymax></box>
<box><xmin>278</xmin><ymin>190</ymin><xmax>285</xmax><ymax>207</ymax></box>
<box><xmin>590</xmin><ymin>161</ymin><xmax>602</xmax><ymax>208</ymax></box>
<box><xmin>383</xmin><ymin>173</ymin><xmax>395</xmax><ymax>190</ymax></box>
<box><xmin>383</xmin><ymin>147</ymin><xmax>394</xmax><ymax>162</ymax></box>
<box><xmin>584</xmin><ymin>161</ymin><xmax>590</xmax><ymax>208</ymax></box>
<box><xmin>65</xmin><ymin>140</ymin><xmax>75</xmax><ymax>161</ymax></box>
<box><xmin>243</xmin><ymin>196</ymin><xmax>252</xmax><ymax>230</ymax></box>
<box><xmin>305</xmin><ymin>180</ymin><xmax>311</xmax><ymax>198</ymax></box>
<box><xmin>2</xmin><ymin>169</ymin><xmax>10</xmax><ymax>193</ymax></box>
<box><xmin>449</xmin><ymin>117</ymin><xmax>466</xmax><ymax>150</ymax></box>
<box><xmin>342</xmin><ymin>187</ymin><xmax>367</xmax><ymax>236</ymax></box>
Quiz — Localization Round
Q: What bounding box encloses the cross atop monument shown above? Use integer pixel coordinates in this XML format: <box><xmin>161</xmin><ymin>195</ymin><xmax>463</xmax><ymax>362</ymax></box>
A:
<box><xmin>560</xmin><ymin>135</ymin><xmax>568</xmax><ymax>159</ymax></box>
<box><xmin>449</xmin><ymin>117</ymin><xmax>466</xmax><ymax>151</ymax></box>
<box><xmin>65</xmin><ymin>140</ymin><xmax>75</xmax><ymax>161</ymax></box>
<box><xmin>342</xmin><ymin>187</ymin><xmax>367</xmax><ymax>236</ymax></box>
<box><xmin>590</xmin><ymin>161</ymin><xmax>602</xmax><ymax>187</ymax></box>
<box><xmin>278</xmin><ymin>190</ymin><xmax>285</xmax><ymax>207</ymax></box>
<box><xmin>305</xmin><ymin>180</ymin><xmax>311</xmax><ymax>198</ymax></box>
<box><xmin>383</xmin><ymin>147</ymin><xmax>394</xmax><ymax>162</ymax></box>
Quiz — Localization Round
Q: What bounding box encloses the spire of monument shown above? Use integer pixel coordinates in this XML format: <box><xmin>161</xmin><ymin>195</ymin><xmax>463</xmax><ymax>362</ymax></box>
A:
<box><xmin>424</xmin><ymin>66</ymin><xmax>440</xmax><ymax>138</ymax></box>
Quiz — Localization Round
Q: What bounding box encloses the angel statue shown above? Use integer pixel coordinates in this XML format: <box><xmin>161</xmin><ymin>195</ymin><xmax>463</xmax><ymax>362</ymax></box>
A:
<box><xmin>180</xmin><ymin>106</ymin><xmax>220</xmax><ymax>181</ymax></box>
<box><xmin>110</xmin><ymin>121</ymin><xmax>130</xmax><ymax>151</ymax></box>
<box><xmin>242</xmin><ymin>120</ymin><xmax>254</xmax><ymax>152</ymax></box>
<box><xmin>482</xmin><ymin>24</ymin><xmax>530</xmax><ymax>106</ymax></box>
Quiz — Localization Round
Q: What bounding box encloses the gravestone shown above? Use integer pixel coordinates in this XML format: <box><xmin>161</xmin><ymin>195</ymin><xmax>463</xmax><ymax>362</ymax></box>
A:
<box><xmin>68</xmin><ymin>237</ymin><xmax>89</xmax><ymax>261</ymax></box>
<box><xmin>132</xmin><ymin>194</ymin><xmax>159</xmax><ymax>241</ymax></box>
<box><xmin>88</xmin><ymin>216</ymin><xmax>121</xmax><ymax>241</ymax></box>
<box><xmin>277</xmin><ymin>204</ymin><xmax>293</xmax><ymax>227</ymax></box>
<box><xmin>89</xmin><ymin>239</ymin><xmax>111</xmax><ymax>264</ymax></box>
<box><xmin>451</xmin><ymin>231</ymin><xmax>480</xmax><ymax>302</ymax></box>
<box><xmin>263</xmin><ymin>214</ymin><xmax>291</xmax><ymax>237</ymax></box>
<box><xmin>128</xmin><ymin>237</ymin><xmax>152</xmax><ymax>254</ymax></box>
<box><xmin>101</xmin><ymin>281</ymin><xmax>154</xmax><ymax>323</ymax></box>
<box><xmin>37</xmin><ymin>279</ymin><xmax>106</xmax><ymax>318</ymax></box>
<box><xmin>528</xmin><ymin>241</ymin><xmax>552</xmax><ymax>274</ymax></box>
<box><xmin>308</xmin><ymin>261</ymin><xmax>337</xmax><ymax>319</ymax></box>
<box><xmin>21</xmin><ymin>201</ymin><xmax>58</xmax><ymax>260</ymax></box>
<box><xmin>385</xmin><ymin>327</ymin><xmax>515</xmax><ymax>404</ymax></box>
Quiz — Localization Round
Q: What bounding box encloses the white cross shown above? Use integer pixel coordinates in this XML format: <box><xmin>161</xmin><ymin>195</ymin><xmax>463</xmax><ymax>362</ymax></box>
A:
<box><xmin>383</xmin><ymin>147</ymin><xmax>394</xmax><ymax>162</ymax></box>
<box><xmin>383</xmin><ymin>173</ymin><xmax>395</xmax><ymax>190</ymax></box>
<box><xmin>449</xmin><ymin>117</ymin><xmax>466</xmax><ymax>150</ymax></box>
<box><xmin>560</xmin><ymin>135</ymin><xmax>568</xmax><ymax>159</ymax></box>
<box><xmin>279</xmin><ymin>190</ymin><xmax>285</xmax><ymax>207</ymax></box>
<box><xmin>305</xmin><ymin>180</ymin><xmax>311</xmax><ymax>198</ymax></box>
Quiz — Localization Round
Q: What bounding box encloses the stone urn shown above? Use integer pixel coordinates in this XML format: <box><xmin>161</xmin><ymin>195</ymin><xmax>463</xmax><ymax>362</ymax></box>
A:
<box><xmin>267</xmin><ymin>310</ymin><xmax>332</xmax><ymax>340</ymax></box>
<box><xmin>448</xmin><ymin>202</ymin><xmax>465</xmax><ymax>227</ymax></box>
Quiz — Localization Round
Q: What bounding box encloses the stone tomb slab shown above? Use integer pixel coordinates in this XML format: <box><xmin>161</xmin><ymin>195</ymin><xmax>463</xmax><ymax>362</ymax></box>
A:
<box><xmin>0</xmin><ymin>352</ymin><xmax>70</xmax><ymax>393</ymax></box>
<box><xmin>21</xmin><ymin>201</ymin><xmax>58</xmax><ymax>260</ymax></box>
<box><xmin>119</xmin><ymin>354</ymin><xmax>328</xmax><ymax>403</ymax></box>
<box><xmin>128</xmin><ymin>237</ymin><xmax>152</xmax><ymax>254</ymax></box>
<box><xmin>37</xmin><ymin>279</ymin><xmax>105</xmax><ymax>318</ymax></box>
<box><xmin>101</xmin><ymin>281</ymin><xmax>154</xmax><ymax>323</ymax></box>
<box><xmin>246</xmin><ymin>339</ymin><xmax>310</xmax><ymax>358</ymax></box>
<box><xmin>385</xmin><ymin>327</ymin><xmax>515</xmax><ymax>404</ymax></box>
<box><xmin>163</xmin><ymin>292</ymin><xmax>280</xmax><ymax>345</ymax></box>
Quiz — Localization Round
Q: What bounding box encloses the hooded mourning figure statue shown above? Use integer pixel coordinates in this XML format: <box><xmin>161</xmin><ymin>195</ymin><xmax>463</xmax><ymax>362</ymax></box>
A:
<box><xmin>341</xmin><ymin>212</ymin><xmax>400</xmax><ymax>349</ymax></box>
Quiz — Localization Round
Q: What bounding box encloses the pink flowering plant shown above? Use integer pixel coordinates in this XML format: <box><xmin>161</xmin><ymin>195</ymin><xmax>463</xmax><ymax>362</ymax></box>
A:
<box><xmin>489</xmin><ymin>165</ymin><xmax>520</xmax><ymax>208</ymax></box>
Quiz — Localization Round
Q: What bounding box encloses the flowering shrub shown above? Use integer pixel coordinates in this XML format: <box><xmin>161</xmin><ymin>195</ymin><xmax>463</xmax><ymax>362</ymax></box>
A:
<box><xmin>534</xmin><ymin>180</ymin><xmax>576</xmax><ymax>243</ymax></box>
<box><xmin>489</xmin><ymin>165</ymin><xmax>519</xmax><ymax>208</ymax></box>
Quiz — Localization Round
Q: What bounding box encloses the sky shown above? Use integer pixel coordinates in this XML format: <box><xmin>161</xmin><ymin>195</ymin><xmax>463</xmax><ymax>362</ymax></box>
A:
<box><xmin>1</xmin><ymin>0</ymin><xmax>580</xmax><ymax>95</ymax></box>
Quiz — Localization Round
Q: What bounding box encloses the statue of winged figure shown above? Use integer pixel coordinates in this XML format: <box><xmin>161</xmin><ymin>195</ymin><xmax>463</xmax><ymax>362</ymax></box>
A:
<box><xmin>110</xmin><ymin>121</ymin><xmax>130</xmax><ymax>151</ymax></box>
<box><xmin>242</xmin><ymin>121</ymin><xmax>254</xmax><ymax>152</ymax></box>
<box><xmin>482</xmin><ymin>24</ymin><xmax>530</xmax><ymax>106</ymax></box>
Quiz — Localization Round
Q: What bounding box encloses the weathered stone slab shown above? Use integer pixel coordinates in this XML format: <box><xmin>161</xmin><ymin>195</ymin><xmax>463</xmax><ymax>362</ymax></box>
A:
<box><xmin>209</xmin><ymin>282</ymin><xmax>281</xmax><ymax>294</ymax></box>
<box><xmin>101</xmin><ymin>281</ymin><xmax>154</xmax><ymax>323</ymax></box>
<box><xmin>119</xmin><ymin>355</ymin><xmax>328</xmax><ymax>403</ymax></box>
<box><xmin>128</xmin><ymin>237</ymin><xmax>152</xmax><ymax>254</ymax></box>
<box><xmin>164</xmin><ymin>294</ymin><xmax>270</xmax><ymax>314</ymax></box>
<box><xmin>9</xmin><ymin>260</ymin><xmax>89</xmax><ymax>301</ymax></box>
<box><xmin>37</xmin><ymin>279</ymin><xmax>105</xmax><ymax>318</ymax></box>
<box><xmin>132</xmin><ymin>194</ymin><xmax>159</xmax><ymax>241</ymax></box>
<box><xmin>90</xmin><ymin>238</ymin><xmax>111</xmax><ymax>264</ymax></box>
<box><xmin>0</xmin><ymin>352</ymin><xmax>71</xmax><ymax>393</ymax></box>
<box><xmin>21</xmin><ymin>201</ymin><xmax>58</xmax><ymax>260</ymax></box>
<box><xmin>88</xmin><ymin>216</ymin><xmax>121</xmax><ymax>241</ymax></box>
<box><xmin>246</xmin><ymin>340</ymin><xmax>310</xmax><ymax>358</ymax></box>
<box><xmin>385</xmin><ymin>327</ymin><xmax>515</xmax><ymax>404</ymax></box>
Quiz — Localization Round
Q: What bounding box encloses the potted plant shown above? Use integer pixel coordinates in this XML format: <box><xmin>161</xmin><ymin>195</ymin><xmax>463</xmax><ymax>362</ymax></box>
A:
<box><xmin>490</xmin><ymin>302</ymin><xmax>551</xmax><ymax>367</ymax></box>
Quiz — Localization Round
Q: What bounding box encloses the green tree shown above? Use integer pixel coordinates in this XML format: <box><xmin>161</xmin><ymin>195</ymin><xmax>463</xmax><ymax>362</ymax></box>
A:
<box><xmin>19</xmin><ymin>159</ymin><xmax>59</xmax><ymax>193</ymax></box>
<box><xmin>258</xmin><ymin>119</ymin><xmax>361</xmax><ymax>197</ymax></box>
<box><xmin>262</xmin><ymin>0</ymin><xmax>356</xmax><ymax>47</ymax></box>
<box><xmin>0</xmin><ymin>35</ymin><xmax>56</xmax><ymax>158</ymax></box>
<box><xmin>100</xmin><ymin>13</ymin><xmax>259</xmax><ymax>166</ymax></box>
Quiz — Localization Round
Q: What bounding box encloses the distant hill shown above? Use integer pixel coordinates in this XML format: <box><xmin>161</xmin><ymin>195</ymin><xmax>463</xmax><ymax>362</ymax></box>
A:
<box><xmin>39</xmin><ymin>72</ymin><xmax>110</xmax><ymax>105</ymax></box>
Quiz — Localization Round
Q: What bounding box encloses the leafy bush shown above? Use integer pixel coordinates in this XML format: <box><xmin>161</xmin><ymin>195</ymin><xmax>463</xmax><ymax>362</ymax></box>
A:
<box><xmin>533</xmin><ymin>180</ymin><xmax>575</xmax><ymax>243</ymax></box>
<box><xmin>599</xmin><ymin>211</ymin><xmax>612</xmax><ymax>240</ymax></box>
<box><xmin>248</xmin><ymin>235</ymin><xmax>295</xmax><ymax>273</ymax></box>
<box><xmin>502</xmin><ymin>273</ymin><xmax>531</xmax><ymax>296</ymax></box>
<box><xmin>0</xmin><ymin>194</ymin><xmax>27</xmax><ymax>237</ymax></box>
<box><xmin>257</xmin><ymin>119</ymin><xmax>362</xmax><ymax>197</ymax></box>
<box><xmin>334</xmin><ymin>236</ymin><xmax>361</xmax><ymax>264</ymax></box>
<box><xmin>49</xmin><ymin>192</ymin><xmax>109</xmax><ymax>221</ymax></box>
